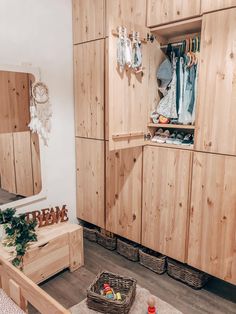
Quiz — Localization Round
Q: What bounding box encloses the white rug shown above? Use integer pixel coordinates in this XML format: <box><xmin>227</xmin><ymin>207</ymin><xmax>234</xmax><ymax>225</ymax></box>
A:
<box><xmin>0</xmin><ymin>289</ymin><xmax>25</xmax><ymax>314</ymax></box>
<box><xmin>70</xmin><ymin>285</ymin><xmax>182</xmax><ymax>314</ymax></box>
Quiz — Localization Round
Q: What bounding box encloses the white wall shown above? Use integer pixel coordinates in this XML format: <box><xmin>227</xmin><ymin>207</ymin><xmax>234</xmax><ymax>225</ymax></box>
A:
<box><xmin>0</xmin><ymin>0</ymin><xmax>77</xmax><ymax>222</ymax></box>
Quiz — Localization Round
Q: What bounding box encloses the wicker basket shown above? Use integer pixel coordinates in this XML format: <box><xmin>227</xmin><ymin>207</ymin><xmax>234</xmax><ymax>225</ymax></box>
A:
<box><xmin>97</xmin><ymin>232</ymin><xmax>117</xmax><ymax>250</ymax></box>
<box><xmin>117</xmin><ymin>238</ymin><xmax>140</xmax><ymax>262</ymax></box>
<box><xmin>83</xmin><ymin>226</ymin><xmax>97</xmax><ymax>242</ymax></box>
<box><xmin>139</xmin><ymin>248</ymin><xmax>167</xmax><ymax>274</ymax></box>
<box><xmin>87</xmin><ymin>271</ymin><xmax>136</xmax><ymax>314</ymax></box>
<box><xmin>167</xmin><ymin>258</ymin><xmax>210</xmax><ymax>289</ymax></box>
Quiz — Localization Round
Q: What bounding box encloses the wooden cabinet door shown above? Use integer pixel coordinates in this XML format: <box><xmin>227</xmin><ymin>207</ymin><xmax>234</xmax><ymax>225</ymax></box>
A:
<box><xmin>201</xmin><ymin>0</ymin><xmax>236</xmax><ymax>14</ymax></box>
<box><xmin>108</xmin><ymin>24</ymin><xmax>164</xmax><ymax>150</ymax></box>
<box><xmin>74</xmin><ymin>40</ymin><xmax>105</xmax><ymax>140</ymax></box>
<box><xmin>147</xmin><ymin>0</ymin><xmax>201</xmax><ymax>27</ymax></box>
<box><xmin>72</xmin><ymin>0</ymin><xmax>105</xmax><ymax>44</ymax></box>
<box><xmin>76</xmin><ymin>138</ymin><xmax>105</xmax><ymax>228</ymax></box>
<box><xmin>188</xmin><ymin>152</ymin><xmax>236</xmax><ymax>284</ymax></box>
<box><xmin>106</xmin><ymin>144</ymin><xmax>142</xmax><ymax>243</ymax></box>
<box><xmin>106</xmin><ymin>0</ymin><xmax>147</xmax><ymax>36</ymax></box>
<box><xmin>195</xmin><ymin>8</ymin><xmax>236</xmax><ymax>155</ymax></box>
<box><xmin>142</xmin><ymin>146</ymin><xmax>192</xmax><ymax>262</ymax></box>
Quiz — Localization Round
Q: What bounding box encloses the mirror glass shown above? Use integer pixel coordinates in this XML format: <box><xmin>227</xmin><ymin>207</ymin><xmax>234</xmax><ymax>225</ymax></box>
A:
<box><xmin>0</xmin><ymin>70</ymin><xmax>42</xmax><ymax>205</ymax></box>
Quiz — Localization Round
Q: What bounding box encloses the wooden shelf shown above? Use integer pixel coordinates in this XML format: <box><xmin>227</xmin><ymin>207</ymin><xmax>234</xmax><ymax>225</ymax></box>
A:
<box><xmin>147</xmin><ymin>141</ymin><xmax>194</xmax><ymax>151</ymax></box>
<box><xmin>151</xmin><ymin>17</ymin><xmax>202</xmax><ymax>44</ymax></box>
<box><xmin>148</xmin><ymin>123</ymin><xmax>195</xmax><ymax>130</ymax></box>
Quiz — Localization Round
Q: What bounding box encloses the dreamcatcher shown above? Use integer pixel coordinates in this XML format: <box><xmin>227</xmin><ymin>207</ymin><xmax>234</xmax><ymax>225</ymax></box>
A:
<box><xmin>28</xmin><ymin>81</ymin><xmax>52</xmax><ymax>145</ymax></box>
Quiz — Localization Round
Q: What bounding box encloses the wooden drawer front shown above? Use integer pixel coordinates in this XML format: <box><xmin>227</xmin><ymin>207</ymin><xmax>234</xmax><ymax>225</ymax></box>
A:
<box><xmin>23</xmin><ymin>234</ymin><xmax>69</xmax><ymax>283</ymax></box>
<box><xmin>201</xmin><ymin>0</ymin><xmax>236</xmax><ymax>14</ymax></box>
<box><xmin>147</xmin><ymin>0</ymin><xmax>201</xmax><ymax>27</ymax></box>
<box><xmin>72</xmin><ymin>0</ymin><xmax>105</xmax><ymax>44</ymax></box>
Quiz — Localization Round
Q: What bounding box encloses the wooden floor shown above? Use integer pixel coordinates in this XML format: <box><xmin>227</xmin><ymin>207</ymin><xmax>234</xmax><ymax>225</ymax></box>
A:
<box><xmin>32</xmin><ymin>240</ymin><xmax>236</xmax><ymax>314</ymax></box>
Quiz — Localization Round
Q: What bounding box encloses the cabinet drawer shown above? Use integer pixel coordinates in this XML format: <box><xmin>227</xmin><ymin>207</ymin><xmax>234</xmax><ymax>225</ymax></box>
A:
<box><xmin>22</xmin><ymin>234</ymin><xmax>69</xmax><ymax>283</ymax></box>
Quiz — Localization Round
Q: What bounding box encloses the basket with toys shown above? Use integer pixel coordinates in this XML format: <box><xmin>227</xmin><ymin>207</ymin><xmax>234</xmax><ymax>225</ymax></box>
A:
<box><xmin>87</xmin><ymin>271</ymin><xmax>136</xmax><ymax>314</ymax></box>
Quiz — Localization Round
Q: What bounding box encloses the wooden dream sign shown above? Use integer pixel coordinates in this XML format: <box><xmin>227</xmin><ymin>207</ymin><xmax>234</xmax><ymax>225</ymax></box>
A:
<box><xmin>25</xmin><ymin>205</ymin><xmax>69</xmax><ymax>227</ymax></box>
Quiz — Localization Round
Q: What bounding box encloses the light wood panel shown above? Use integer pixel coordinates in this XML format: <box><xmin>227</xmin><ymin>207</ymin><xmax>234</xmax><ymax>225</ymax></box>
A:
<box><xmin>106</xmin><ymin>0</ymin><xmax>147</xmax><ymax>35</ymax></box>
<box><xmin>13</xmin><ymin>131</ymin><xmax>34</xmax><ymax>197</ymax></box>
<box><xmin>106</xmin><ymin>144</ymin><xmax>142</xmax><ymax>243</ymax></box>
<box><xmin>74</xmin><ymin>40</ymin><xmax>105</xmax><ymax>140</ymax></box>
<box><xmin>201</xmin><ymin>0</ymin><xmax>236</xmax><ymax>14</ymax></box>
<box><xmin>72</xmin><ymin>0</ymin><xmax>105</xmax><ymax>44</ymax></box>
<box><xmin>76</xmin><ymin>138</ymin><xmax>105</xmax><ymax>228</ymax></box>
<box><xmin>147</xmin><ymin>0</ymin><xmax>201</xmax><ymax>27</ymax></box>
<box><xmin>0</xmin><ymin>71</ymin><xmax>30</xmax><ymax>133</ymax></box>
<box><xmin>0</xmin><ymin>257</ymin><xmax>70</xmax><ymax>313</ymax></box>
<box><xmin>0</xmin><ymin>133</ymin><xmax>16</xmax><ymax>194</ymax></box>
<box><xmin>188</xmin><ymin>152</ymin><xmax>236</xmax><ymax>285</ymax></box>
<box><xmin>195</xmin><ymin>8</ymin><xmax>236</xmax><ymax>155</ymax></box>
<box><xmin>142</xmin><ymin>146</ymin><xmax>192</xmax><ymax>262</ymax></box>
<box><xmin>108</xmin><ymin>23</ymin><xmax>164</xmax><ymax>150</ymax></box>
<box><xmin>30</xmin><ymin>132</ymin><xmax>42</xmax><ymax>195</ymax></box>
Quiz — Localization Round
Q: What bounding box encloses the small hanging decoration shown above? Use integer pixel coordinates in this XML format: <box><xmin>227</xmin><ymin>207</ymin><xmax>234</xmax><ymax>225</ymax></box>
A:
<box><xmin>131</xmin><ymin>31</ymin><xmax>143</xmax><ymax>73</ymax></box>
<box><xmin>28</xmin><ymin>81</ymin><xmax>52</xmax><ymax>146</ymax></box>
<box><xmin>116</xmin><ymin>26</ymin><xmax>143</xmax><ymax>75</ymax></box>
<box><xmin>116</xmin><ymin>26</ymin><xmax>132</xmax><ymax>71</ymax></box>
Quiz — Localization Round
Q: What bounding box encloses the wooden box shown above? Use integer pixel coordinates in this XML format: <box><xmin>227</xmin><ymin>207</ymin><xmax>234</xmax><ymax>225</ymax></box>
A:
<box><xmin>0</xmin><ymin>223</ymin><xmax>84</xmax><ymax>284</ymax></box>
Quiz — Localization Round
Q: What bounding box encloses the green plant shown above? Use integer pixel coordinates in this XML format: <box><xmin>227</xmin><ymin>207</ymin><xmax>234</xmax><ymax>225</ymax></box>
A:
<box><xmin>0</xmin><ymin>208</ymin><xmax>37</xmax><ymax>268</ymax></box>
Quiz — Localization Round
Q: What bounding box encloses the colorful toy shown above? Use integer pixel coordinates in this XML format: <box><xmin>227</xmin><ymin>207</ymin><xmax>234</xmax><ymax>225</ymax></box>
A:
<box><xmin>103</xmin><ymin>283</ymin><xmax>115</xmax><ymax>300</ymax></box>
<box><xmin>116</xmin><ymin>292</ymin><xmax>122</xmax><ymax>301</ymax></box>
<box><xmin>147</xmin><ymin>295</ymin><xmax>157</xmax><ymax>314</ymax></box>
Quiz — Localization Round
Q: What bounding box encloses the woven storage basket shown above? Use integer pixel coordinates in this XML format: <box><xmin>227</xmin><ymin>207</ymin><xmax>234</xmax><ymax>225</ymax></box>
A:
<box><xmin>83</xmin><ymin>226</ymin><xmax>97</xmax><ymax>242</ymax></box>
<box><xmin>97</xmin><ymin>232</ymin><xmax>117</xmax><ymax>250</ymax></box>
<box><xmin>117</xmin><ymin>238</ymin><xmax>140</xmax><ymax>262</ymax></box>
<box><xmin>139</xmin><ymin>248</ymin><xmax>167</xmax><ymax>274</ymax></box>
<box><xmin>167</xmin><ymin>258</ymin><xmax>210</xmax><ymax>289</ymax></box>
<box><xmin>87</xmin><ymin>271</ymin><xmax>136</xmax><ymax>314</ymax></box>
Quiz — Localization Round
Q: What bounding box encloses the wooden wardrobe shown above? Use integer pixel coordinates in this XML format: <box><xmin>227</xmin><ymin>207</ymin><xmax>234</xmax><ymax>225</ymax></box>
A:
<box><xmin>73</xmin><ymin>0</ymin><xmax>236</xmax><ymax>285</ymax></box>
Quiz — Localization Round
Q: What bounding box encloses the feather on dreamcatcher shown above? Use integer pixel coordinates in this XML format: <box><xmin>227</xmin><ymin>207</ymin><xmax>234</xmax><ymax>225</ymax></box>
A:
<box><xmin>28</xmin><ymin>81</ymin><xmax>52</xmax><ymax>145</ymax></box>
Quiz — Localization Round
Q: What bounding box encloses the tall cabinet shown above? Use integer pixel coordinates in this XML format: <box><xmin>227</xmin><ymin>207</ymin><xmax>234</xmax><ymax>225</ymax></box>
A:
<box><xmin>73</xmin><ymin>1</ymin><xmax>236</xmax><ymax>284</ymax></box>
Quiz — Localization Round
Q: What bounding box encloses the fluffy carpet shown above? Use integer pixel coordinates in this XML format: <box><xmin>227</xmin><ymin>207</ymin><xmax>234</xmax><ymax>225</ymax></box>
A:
<box><xmin>70</xmin><ymin>285</ymin><xmax>182</xmax><ymax>314</ymax></box>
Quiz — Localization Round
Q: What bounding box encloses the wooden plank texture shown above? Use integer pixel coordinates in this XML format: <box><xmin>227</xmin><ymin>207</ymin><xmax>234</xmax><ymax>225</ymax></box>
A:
<box><xmin>108</xmin><ymin>22</ymin><xmax>164</xmax><ymax>150</ymax></box>
<box><xmin>0</xmin><ymin>256</ymin><xmax>70</xmax><ymax>313</ymax></box>
<box><xmin>30</xmin><ymin>132</ymin><xmax>42</xmax><ymax>195</ymax></box>
<box><xmin>13</xmin><ymin>131</ymin><xmax>34</xmax><ymax>197</ymax></box>
<box><xmin>74</xmin><ymin>40</ymin><xmax>105</xmax><ymax>140</ymax></box>
<box><xmin>76</xmin><ymin>138</ymin><xmax>105</xmax><ymax>228</ymax></box>
<box><xmin>72</xmin><ymin>0</ymin><xmax>105</xmax><ymax>44</ymax></box>
<box><xmin>201</xmin><ymin>0</ymin><xmax>236</xmax><ymax>14</ymax></box>
<box><xmin>188</xmin><ymin>152</ymin><xmax>236</xmax><ymax>285</ymax></box>
<box><xmin>147</xmin><ymin>0</ymin><xmax>201</xmax><ymax>27</ymax></box>
<box><xmin>106</xmin><ymin>0</ymin><xmax>147</xmax><ymax>35</ymax></box>
<box><xmin>106</xmin><ymin>144</ymin><xmax>142</xmax><ymax>243</ymax></box>
<box><xmin>0</xmin><ymin>71</ymin><xmax>30</xmax><ymax>133</ymax></box>
<box><xmin>68</xmin><ymin>227</ymin><xmax>84</xmax><ymax>272</ymax></box>
<box><xmin>142</xmin><ymin>146</ymin><xmax>192</xmax><ymax>262</ymax></box>
<box><xmin>195</xmin><ymin>8</ymin><xmax>236</xmax><ymax>155</ymax></box>
<box><xmin>0</xmin><ymin>133</ymin><xmax>16</xmax><ymax>194</ymax></box>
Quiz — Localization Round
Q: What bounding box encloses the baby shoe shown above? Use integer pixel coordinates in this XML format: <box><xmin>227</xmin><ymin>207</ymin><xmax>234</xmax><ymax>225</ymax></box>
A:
<box><xmin>166</xmin><ymin>131</ymin><xmax>178</xmax><ymax>144</ymax></box>
<box><xmin>173</xmin><ymin>132</ymin><xmax>185</xmax><ymax>145</ymax></box>
<box><xmin>151</xmin><ymin>128</ymin><xmax>164</xmax><ymax>143</ymax></box>
<box><xmin>182</xmin><ymin>134</ymin><xmax>193</xmax><ymax>146</ymax></box>
<box><xmin>160</xmin><ymin>129</ymin><xmax>170</xmax><ymax>143</ymax></box>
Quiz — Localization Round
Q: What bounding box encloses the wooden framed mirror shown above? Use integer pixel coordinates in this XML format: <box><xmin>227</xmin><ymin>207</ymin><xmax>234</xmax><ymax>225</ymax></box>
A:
<box><xmin>0</xmin><ymin>65</ymin><xmax>47</xmax><ymax>208</ymax></box>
